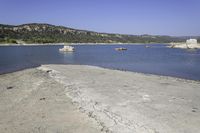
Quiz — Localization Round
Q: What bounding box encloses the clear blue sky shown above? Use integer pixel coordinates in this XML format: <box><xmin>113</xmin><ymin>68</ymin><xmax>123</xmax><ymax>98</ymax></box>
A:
<box><xmin>0</xmin><ymin>0</ymin><xmax>199</xmax><ymax>36</ymax></box>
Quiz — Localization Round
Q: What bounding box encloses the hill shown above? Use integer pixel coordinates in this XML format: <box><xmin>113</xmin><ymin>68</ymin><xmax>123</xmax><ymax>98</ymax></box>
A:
<box><xmin>0</xmin><ymin>23</ymin><xmax>198</xmax><ymax>44</ymax></box>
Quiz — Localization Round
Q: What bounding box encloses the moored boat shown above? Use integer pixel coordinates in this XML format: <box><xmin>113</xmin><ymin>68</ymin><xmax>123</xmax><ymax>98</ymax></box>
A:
<box><xmin>115</xmin><ymin>47</ymin><xmax>127</xmax><ymax>51</ymax></box>
<box><xmin>59</xmin><ymin>45</ymin><xmax>74</xmax><ymax>52</ymax></box>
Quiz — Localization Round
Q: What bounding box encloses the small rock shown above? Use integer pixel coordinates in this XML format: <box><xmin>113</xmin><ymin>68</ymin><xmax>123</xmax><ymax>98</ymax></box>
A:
<box><xmin>40</xmin><ymin>98</ymin><xmax>46</xmax><ymax>100</ymax></box>
<box><xmin>192</xmin><ymin>110</ymin><xmax>196</xmax><ymax>112</ymax></box>
<box><xmin>88</xmin><ymin>111</ymin><xmax>93</xmax><ymax>117</ymax></box>
<box><xmin>7</xmin><ymin>86</ymin><xmax>13</xmax><ymax>90</ymax></box>
<box><xmin>46</xmin><ymin>70</ymin><xmax>52</xmax><ymax>73</ymax></box>
<box><xmin>192</xmin><ymin>107</ymin><xmax>198</xmax><ymax>112</ymax></box>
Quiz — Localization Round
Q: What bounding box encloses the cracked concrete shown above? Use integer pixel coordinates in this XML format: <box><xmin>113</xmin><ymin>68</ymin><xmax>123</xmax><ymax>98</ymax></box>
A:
<box><xmin>0</xmin><ymin>68</ymin><xmax>101</xmax><ymax>133</ymax></box>
<box><xmin>1</xmin><ymin>64</ymin><xmax>200</xmax><ymax>133</ymax></box>
<box><xmin>39</xmin><ymin>64</ymin><xmax>200</xmax><ymax>133</ymax></box>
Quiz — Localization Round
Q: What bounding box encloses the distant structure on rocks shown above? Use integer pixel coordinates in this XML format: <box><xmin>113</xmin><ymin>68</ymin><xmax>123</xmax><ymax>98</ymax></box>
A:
<box><xmin>170</xmin><ymin>39</ymin><xmax>200</xmax><ymax>49</ymax></box>
<box><xmin>186</xmin><ymin>39</ymin><xmax>198</xmax><ymax>48</ymax></box>
<box><xmin>186</xmin><ymin>39</ymin><xmax>197</xmax><ymax>44</ymax></box>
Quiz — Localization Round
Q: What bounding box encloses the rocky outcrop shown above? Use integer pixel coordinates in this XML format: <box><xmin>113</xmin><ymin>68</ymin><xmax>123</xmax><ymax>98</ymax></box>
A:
<box><xmin>170</xmin><ymin>43</ymin><xmax>200</xmax><ymax>49</ymax></box>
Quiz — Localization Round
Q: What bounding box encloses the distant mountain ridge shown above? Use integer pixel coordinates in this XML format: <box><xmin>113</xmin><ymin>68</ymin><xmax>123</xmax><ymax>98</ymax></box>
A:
<box><xmin>0</xmin><ymin>23</ymin><xmax>199</xmax><ymax>44</ymax></box>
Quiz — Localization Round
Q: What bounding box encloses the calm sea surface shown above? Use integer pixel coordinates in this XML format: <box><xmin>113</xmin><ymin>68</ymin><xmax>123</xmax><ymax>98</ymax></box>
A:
<box><xmin>0</xmin><ymin>44</ymin><xmax>200</xmax><ymax>80</ymax></box>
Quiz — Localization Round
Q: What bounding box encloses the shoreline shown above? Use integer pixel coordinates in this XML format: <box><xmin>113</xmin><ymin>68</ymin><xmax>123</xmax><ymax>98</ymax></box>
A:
<box><xmin>1</xmin><ymin>63</ymin><xmax>199</xmax><ymax>82</ymax></box>
<box><xmin>0</xmin><ymin>42</ymin><xmax>170</xmax><ymax>46</ymax></box>
<box><xmin>0</xmin><ymin>64</ymin><xmax>199</xmax><ymax>82</ymax></box>
<box><xmin>1</xmin><ymin>64</ymin><xmax>200</xmax><ymax>133</ymax></box>
<box><xmin>90</xmin><ymin>65</ymin><xmax>200</xmax><ymax>82</ymax></box>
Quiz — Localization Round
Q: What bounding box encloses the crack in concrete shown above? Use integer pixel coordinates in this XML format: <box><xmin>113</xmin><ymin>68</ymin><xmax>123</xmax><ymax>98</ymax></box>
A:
<box><xmin>40</xmin><ymin>68</ymin><xmax>143</xmax><ymax>133</ymax></box>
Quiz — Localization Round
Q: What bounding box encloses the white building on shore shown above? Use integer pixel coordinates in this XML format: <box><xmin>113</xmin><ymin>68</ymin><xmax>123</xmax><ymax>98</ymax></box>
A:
<box><xmin>171</xmin><ymin>39</ymin><xmax>200</xmax><ymax>49</ymax></box>
<box><xmin>186</xmin><ymin>39</ymin><xmax>197</xmax><ymax>45</ymax></box>
<box><xmin>186</xmin><ymin>39</ymin><xmax>199</xmax><ymax>48</ymax></box>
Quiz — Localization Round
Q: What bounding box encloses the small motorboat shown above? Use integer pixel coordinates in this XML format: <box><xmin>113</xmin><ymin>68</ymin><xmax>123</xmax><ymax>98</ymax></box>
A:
<box><xmin>59</xmin><ymin>45</ymin><xmax>74</xmax><ymax>52</ymax></box>
<box><xmin>115</xmin><ymin>47</ymin><xmax>127</xmax><ymax>51</ymax></box>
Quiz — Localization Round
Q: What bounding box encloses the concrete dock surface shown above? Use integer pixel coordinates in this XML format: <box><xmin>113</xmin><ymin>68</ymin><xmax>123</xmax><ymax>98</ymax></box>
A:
<box><xmin>1</xmin><ymin>64</ymin><xmax>200</xmax><ymax>133</ymax></box>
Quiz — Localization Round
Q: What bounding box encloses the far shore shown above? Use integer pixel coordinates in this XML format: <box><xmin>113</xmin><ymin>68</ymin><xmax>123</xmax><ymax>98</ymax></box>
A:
<box><xmin>0</xmin><ymin>42</ymin><xmax>170</xmax><ymax>46</ymax></box>
<box><xmin>0</xmin><ymin>64</ymin><xmax>200</xmax><ymax>133</ymax></box>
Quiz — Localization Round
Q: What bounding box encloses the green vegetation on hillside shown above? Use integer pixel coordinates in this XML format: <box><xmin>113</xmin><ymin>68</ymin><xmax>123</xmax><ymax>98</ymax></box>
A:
<box><xmin>0</xmin><ymin>23</ymin><xmax>197</xmax><ymax>44</ymax></box>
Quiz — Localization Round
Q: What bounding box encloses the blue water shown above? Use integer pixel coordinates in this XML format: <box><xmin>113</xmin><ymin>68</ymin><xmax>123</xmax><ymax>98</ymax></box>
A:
<box><xmin>0</xmin><ymin>44</ymin><xmax>200</xmax><ymax>80</ymax></box>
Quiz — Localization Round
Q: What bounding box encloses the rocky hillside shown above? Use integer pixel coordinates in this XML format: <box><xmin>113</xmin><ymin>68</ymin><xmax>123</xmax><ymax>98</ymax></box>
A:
<box><xmin>0</xmin><ymin>23</ymin><xmax>191</xmax><ymax>44</ymax></box>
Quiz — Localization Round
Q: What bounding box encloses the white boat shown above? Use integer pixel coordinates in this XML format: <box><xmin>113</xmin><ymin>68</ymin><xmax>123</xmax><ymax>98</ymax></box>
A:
<box><xmin>59</xmin><ymin>45</ymin><xmax>74</xmax><ymax>52</ymax></box>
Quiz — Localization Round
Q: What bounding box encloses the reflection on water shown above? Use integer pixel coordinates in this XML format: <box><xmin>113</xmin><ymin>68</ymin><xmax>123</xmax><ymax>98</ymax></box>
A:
<box><xmin>0</xmin><ymin>44</ymin><xmax>200</xmax><ymax>80</ymax></box>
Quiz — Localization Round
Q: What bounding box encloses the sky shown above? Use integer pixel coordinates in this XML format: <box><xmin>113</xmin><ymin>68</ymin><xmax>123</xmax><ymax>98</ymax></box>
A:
<box><xmin>0</xmin><ymin>0</ymin><xmax>199</xmax><ymax>36</ymax></box>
